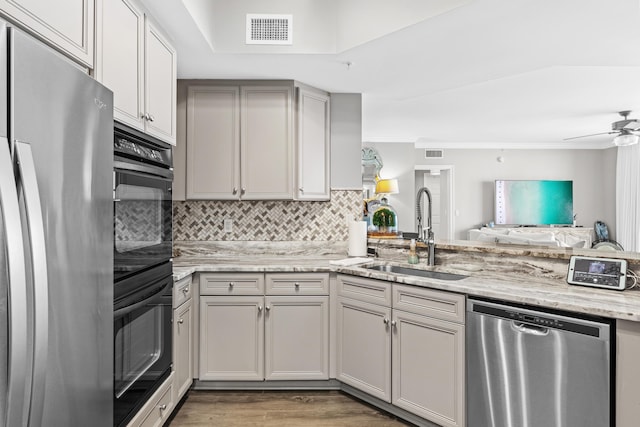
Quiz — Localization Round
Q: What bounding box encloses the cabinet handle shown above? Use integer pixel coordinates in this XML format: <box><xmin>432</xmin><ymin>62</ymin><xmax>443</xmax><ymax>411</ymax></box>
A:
<box><xmin>229</xmin><ymin>282</ymin><xmax>234</xmax><ymax>288</ymax></box>
<box><xmin>241</xmin><ymin>187</ymin><xmax>246</xmax><ymax>195</ymax></box>
<box><xmin>148</xmin><ymin>114</ymin><xmax>155</xmax><ymax>122</ymax></box>
<box><xmin>294</xmin><ymin>282</ymin><xmax>300</xmax><ymax>289</ymax></box>
<box><xmin>182</xmin><ymin>286</ymin><xmax>189</xmax><ymax>294</ymax></box>
<box><xmin>391</xmin><ymin>320</ymin><xmax>397</xmax><ymax>327</ymax></box>
<box><xmin>258</xmin><ymin>305</ymin><xmax>263</xmax><ymax>312</ymax></box>
<box><xmin>232</xmin><ymin>187</ymin><xmax>238</xmax><ymax>195</ymax></box>
<box><xmin>265</xmin><ymin>305</ymin><xmax>271</xmax><ymax>311</ymax></box>
<box><xmin>159</xmin><ymin>404</ymin><xmax>167</xmax><ymax>411</ymax></box>
<box><xmin>178</xmin><ymin>318</ymin><xmax>184</xmax><ymax>324</ymax></box>
<box><xmin>299</xmin><ymin>187</ymin><xmax>304</xmax><ymax>193</ymax></box>
<box><xmin>383</xmin><ymin>318</ymin><xmax>389</xmax><ymax>325</ymax></box>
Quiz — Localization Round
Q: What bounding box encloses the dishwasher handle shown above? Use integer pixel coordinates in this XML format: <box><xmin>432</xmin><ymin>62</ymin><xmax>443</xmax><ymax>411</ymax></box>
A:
<box><xmin>512</xmin><ymin>321</ymin><xmax>549</xmax><ymax>336</ymax></box>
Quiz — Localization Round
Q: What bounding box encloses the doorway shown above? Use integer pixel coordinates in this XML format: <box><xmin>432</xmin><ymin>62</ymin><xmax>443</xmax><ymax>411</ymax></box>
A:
<box><xmin>415</xmin><ymin>166</ymin><xmax>454</xmax><ymax>240</ymax></box>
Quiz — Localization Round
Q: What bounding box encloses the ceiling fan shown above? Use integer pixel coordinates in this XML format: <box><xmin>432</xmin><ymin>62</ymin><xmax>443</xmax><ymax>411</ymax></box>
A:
<box><xmin>564</xmin><ymin>110</ymin><xmax>640</xmax><ymax>146</ymax></box>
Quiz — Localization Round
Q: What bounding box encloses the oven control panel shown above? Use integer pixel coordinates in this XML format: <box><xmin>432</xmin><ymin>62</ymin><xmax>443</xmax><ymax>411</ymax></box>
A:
<box><xmin>568</xmin><ymin>255</ymin><xmax>627</xmax><ymax>290</ymax></box>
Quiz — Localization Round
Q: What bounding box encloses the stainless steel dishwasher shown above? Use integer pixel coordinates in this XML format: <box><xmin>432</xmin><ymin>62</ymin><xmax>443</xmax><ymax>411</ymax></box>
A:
<box><xmin>467</xmin><ymin>298</ymin><xmax>613</xmax><ymax>427</ymax></box>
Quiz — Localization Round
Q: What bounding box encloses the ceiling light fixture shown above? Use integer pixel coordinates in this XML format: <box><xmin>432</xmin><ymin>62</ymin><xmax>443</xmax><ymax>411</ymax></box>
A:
<box><xmin>613</xmin><ymin>129</ymin><xmax>639</xmax><ymax>146</ymax></box>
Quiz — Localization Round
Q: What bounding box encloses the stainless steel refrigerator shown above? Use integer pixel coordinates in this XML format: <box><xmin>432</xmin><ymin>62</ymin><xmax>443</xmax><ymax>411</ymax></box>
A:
<box><xmin>0</xmin><ymin>21</ymin><xmax>113</xmax><ymax>426</ymax></box>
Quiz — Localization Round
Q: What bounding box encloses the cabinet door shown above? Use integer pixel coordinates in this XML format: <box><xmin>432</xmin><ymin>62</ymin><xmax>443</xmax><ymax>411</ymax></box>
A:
<box><xmin>96</xmin><ymin>0</ymin><xmax>144</xmax><ymax>131</ymax></box>
<box><xmin>173</xmin><ymin>299</ymin><xmax>193</xmax><ymax>403</ymax></box>
<box><xmin>144</xmin><ymin>18</ymin><xmax>177</xmax><ymax>144</ymax></box>
<box><xmin>187</xmin><ymin>86</ymin><xmax>240</xmax><ymax>200</ymax></box>
<box><xmin>199</xmin><ymin>296</ymin><xmax>264</xmax><ymax>381</ymax></box>
<box><xmin>264</xmin><ymin>296</ymin><xmax>329</xmax><ymax>380</ymax></box>
<box><xmin>241</xmin><ymin>85</ymin><xmax>293</xmax><ymax>200</ymax></box>
<box><xmin>392</xmin><ymin>310</ymin><xmax>465</xmax><ymax>427</ymax></box>
<box><xmin>337</xmin><ymin>297</ymin><xmax>391</xmax><ymax>402</ymax></box>
<box><xmin>0</xmin><ymin>0</ymin><xmax>94</xmax><ymax>67</ymax></box>
<box><xmin>296</xmin><ymin>87</ymin><xmax>330</xmax><ymax>200</ymax></box>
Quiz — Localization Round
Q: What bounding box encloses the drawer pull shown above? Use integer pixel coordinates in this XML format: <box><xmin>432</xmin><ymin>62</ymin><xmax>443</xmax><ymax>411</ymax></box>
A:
<box><xmin>294</xmin><ymin>282</ymin><xmax>300</xmax><ymax>289</ymax></box>
<box><xmin>229</xmin><ymin>282</ymin><xmax>234</xmax><ymax>288</ymax></box>
<box><xmin>182</xmin><ymin>286</ymin><xmax>189</xmax><ymax>294</ymax></box>
<box><xmin>178</xmin><ymin>318</ymin><xmax>184</xmax><ymax>324</ymax></box>
<box><xmin>159</xmin><ymin>404</ymin><xmax>167</xmax><ymax>411</ymax></box>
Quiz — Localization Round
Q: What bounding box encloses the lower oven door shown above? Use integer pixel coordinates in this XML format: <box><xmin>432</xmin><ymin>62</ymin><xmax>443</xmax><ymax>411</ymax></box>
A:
<box><xmin>113</xmin><ymin>271</ymin><xmax>173</xmax><ymax>427</ymax></box>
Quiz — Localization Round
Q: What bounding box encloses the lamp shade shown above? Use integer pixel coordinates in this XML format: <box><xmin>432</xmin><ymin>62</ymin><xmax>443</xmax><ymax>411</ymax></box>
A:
<box><xmin>613</xmin><ymin>131</ymin><xmax>639</xmax><ymax>146</ymax></box>
<box><xmin>375</xmin><ymin>178</ymin><xmax>399</xmax><ymax>194</ymax></box>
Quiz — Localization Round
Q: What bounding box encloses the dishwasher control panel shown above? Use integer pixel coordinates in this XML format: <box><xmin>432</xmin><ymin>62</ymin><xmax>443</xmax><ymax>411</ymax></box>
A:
<box><xmin>568</xmin><ymin>255</ymin><xmax>627</xmax><ymax>290</ymax></box>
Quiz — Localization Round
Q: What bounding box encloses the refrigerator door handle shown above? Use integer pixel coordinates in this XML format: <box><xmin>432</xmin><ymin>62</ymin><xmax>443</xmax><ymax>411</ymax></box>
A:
<box><xmin>0</xmin><ymin>138</ymin><xmax>29</xmax><ymax>427</ymax></box>
<box><xmin>14</xmin><ymin>141</ymin><xmax>48</xmax><ymax>427</ymax></box>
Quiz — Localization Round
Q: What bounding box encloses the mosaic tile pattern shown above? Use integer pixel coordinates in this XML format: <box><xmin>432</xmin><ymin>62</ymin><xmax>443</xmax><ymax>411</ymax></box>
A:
<box><xmin>173</xmin><ymin>190</ymin><xmax>363</xmax><ymax>241</ymax></box>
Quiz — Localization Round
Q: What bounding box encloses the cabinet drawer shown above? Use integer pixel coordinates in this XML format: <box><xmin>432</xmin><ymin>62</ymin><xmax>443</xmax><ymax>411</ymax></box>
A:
<box><xmin>392</xmin><ymin>284</ymin><xmax>465</xmax><ymax>324</ymax></box>
<box><xmin>200</xmin><ymin>273</ymin><xmax>264</xmax><ymax>295</ymax></box>
<box><xmin>265</xmin><ymin>273</ymin><xmax>329</xmax><ymax>295</ymax></box>
<box><xmin>173</xmin><ymin>275</ymin><xmax>192</xmax><ymax>308</ymax></box>
<box><xmin>139</xmin><ymin>379</ymin><xmax>173</xmax><ymax>427</ymax></box>
<box><xmin>337</xmin><ymin>274</ymin><xmax>391</xmax><ymax>306</ymax></box>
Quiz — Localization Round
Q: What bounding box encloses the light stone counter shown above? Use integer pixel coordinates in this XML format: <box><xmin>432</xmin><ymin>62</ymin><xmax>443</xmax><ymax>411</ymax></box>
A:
<box><xmin>172</xmin><ymin>239</ymin><xmax>640</xmax><ymax>321</ymax></box>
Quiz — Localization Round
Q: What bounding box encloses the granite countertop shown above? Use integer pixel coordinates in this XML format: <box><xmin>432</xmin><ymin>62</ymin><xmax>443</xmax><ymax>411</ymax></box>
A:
<box><xmin>173</xmin><ymin>254</ymin><xmax>640</xmax><ymax>322</ymax></box>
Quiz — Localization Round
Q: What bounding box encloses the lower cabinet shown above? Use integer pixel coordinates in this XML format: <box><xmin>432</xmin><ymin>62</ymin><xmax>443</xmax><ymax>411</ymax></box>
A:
<box><xmin>172</xmin><ymin>275</ymin><xmax>193</xmax><ymax>403</ymax></box>
<box><xmin>336</xmin><ymin>274</ymin><xmax>466</xmax><ymax>427</ymax></box>
<box><xmin>199</xmin><ymin>295</ymin><xmax>264</xmax><ymax>380</ymax></box>
<box><xmin>173</xmin><ymin>297</ymin><xmax>193</xmax><ymax>400</ymax></box>
<box><xmin>336</xmin><ymin>296</ymin><xmax>391</xmax><ymax>402</ymax></box>
<box><xmin>392</xmin><ymin>309</ymin><xmax>465</xmax><ymax>427</ymax></box>
<box><xmin>199</xmin><ymin>273</ymin><xmax>329</xmax><ymax>381</ymax></box>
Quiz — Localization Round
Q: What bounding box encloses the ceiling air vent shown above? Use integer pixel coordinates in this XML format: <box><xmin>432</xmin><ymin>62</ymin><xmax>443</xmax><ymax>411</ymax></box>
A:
<box><xmin>425</xmin><ymin>149</ymin><xmax>444</xmax><ymax>159</ymax></box>
<box><xmin>246</xmin><ymin>14</ymin><xmax>293</xmax><ymax>45</ymax></box>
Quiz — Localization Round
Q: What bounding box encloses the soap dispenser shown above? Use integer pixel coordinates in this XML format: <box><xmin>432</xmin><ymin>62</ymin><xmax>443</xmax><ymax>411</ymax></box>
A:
<box><xmin>408</xmin><ymin>239</ymin><xmax>419</xmax><ymax>264</ymax></box>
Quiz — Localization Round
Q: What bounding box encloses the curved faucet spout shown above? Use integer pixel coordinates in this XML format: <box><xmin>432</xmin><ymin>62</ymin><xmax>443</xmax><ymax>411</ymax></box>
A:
<box><xmin>416</xmin><ymin>187</ymin><xmax>435</xmax><ymax>265</ymax></box>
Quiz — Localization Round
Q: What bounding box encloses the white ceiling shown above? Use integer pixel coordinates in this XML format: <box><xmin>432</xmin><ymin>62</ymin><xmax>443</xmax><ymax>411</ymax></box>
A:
<box><xmin>141</xmin><ymin>0</ymin><xmax>640</xmax><ymax>149</ymax></box>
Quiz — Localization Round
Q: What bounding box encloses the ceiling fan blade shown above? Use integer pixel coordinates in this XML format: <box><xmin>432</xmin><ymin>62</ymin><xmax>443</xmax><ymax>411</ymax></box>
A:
<box><xmin>563</xmin><ymin>131</ymin><xmax>617</xmax><ymax>141</ymax></box>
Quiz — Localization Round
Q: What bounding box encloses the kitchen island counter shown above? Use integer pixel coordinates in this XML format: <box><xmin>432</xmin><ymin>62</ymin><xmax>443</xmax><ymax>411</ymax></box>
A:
<box><xmin>173</xmin><ymin>245</ymin><xmax>640</xmax><ymax>321</ymax></box>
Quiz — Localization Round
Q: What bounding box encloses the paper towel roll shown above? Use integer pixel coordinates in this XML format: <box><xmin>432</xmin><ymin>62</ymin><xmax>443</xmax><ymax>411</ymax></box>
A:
<box><xmin>348</xmin><ymin>221</ymin><xmax>367</xmax><ymax>257</ymax></box>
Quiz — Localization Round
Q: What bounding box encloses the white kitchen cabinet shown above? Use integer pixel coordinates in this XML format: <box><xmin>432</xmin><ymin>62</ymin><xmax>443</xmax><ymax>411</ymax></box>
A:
<box><xmin>336</xmin><ymin>296</ymin><xmax>392</xmax><ymax>402</ymax></box>
<box><xmin>295</xmin><ymin>84</ymin><xmax>330</xmax><ymax>200</ymax></box>
<box><xmin>0</xmin><ymin>0</ymin><xmax>94</xmax><ymax>67</ymax></box>
<box><xmin>391</xmin><ymin>284</ymin><xmax>466</xmax><ymax>427</ymax></box>
<box><xmin>199</xmin><ymin>295</ymin><xmax>264</xmax><ymax>381</ymax></box>
<box><xmin>172</xmin><ymin>276</ymin><xmax>193</xmax><ymax>404</ymax></box>
<box><xmin>391</xmin><ymin>309</ymin><xmax>465</xmax><ymax>427</ymax></box>
<box><xmin>198</xmin><ymin>273</ymin><xmax>329</xmax><ymax>381</ymax></box>
<box><xmin>265</xmin><ymin>296</ymin><xmax>329</xmax><ymax>380</ymax></box>
<box><xmin>336</xmin><ymin>275</ymin><xmax>466</xmax><ymax>426</ymax></box>
<box><xmin>185</xmin><ymin>82</ymin><xmax>293</xmax><ymax>200</ymax></box>
<box><xmin>126</xmin><ymin>372</ymin><xmax>174</xmax><ymax>427</ymax></box>
<box><xmin>96</xmin><ymin>0</ymin><xmax>176</xmax><ymax>145</ymax></box>
<box><xmin>186</xmin><ymin>86</ymin><xmax>240</xmax><ymax>199</ymax></box>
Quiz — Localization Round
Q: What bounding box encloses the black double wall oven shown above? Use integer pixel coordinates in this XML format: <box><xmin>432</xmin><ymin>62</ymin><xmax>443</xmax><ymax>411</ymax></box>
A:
<box><xmin>113</xmin><ymin>122</ymin><xmax>173</xmax><ymax>427</ymax></box>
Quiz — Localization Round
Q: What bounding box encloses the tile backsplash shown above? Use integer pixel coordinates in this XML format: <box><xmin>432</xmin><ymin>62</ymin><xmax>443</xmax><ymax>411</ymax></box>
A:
<box><xmin>173</xmin><ymin>190</ymin><xmax>362</xmax><ymax>241</ymax></box>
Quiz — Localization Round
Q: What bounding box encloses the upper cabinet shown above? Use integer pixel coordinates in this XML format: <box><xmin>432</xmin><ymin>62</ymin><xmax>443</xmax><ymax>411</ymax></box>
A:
<box><xmin>295</xmin><ymin>84</ymin><xmax>330</xmax><ymax>201</ymax></box>
<box><xmin>96</xmin><ymin>0</ymin><xmax>176</xmax><ymax>145</ymax></box>
<box><xmin>0</xmin><ymin>0</ymin><xmax>94</xmax><ymax>68</ymax></box>
<box><xmin>181</xmin><ymin>80</ymin><xmax>330</xmax><ymax>201</ymax></box>
<box><xmin>186</xmin><ymin>82</ymin><xmax>294</xmax><ymax>200</ymax></box>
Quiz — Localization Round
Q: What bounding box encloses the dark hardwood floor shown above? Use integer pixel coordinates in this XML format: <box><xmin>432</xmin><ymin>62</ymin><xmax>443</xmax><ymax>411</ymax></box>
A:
<box><xmin>168</xmin><ymin>390</ymin><xmax>414</xmax><ymax>426</ymax></box>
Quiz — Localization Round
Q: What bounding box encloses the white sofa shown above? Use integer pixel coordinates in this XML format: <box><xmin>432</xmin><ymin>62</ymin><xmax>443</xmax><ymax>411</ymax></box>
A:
<box><xmin>468</xmin><ymin>227</ymin><xmax>594</xmax><ymax>248</ymax></box>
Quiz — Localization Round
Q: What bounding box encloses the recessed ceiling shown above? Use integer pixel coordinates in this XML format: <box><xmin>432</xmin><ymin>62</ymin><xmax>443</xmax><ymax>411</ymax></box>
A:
<box><xmin>140</xmin><ymin>0</ymin><xmax>640</xmax><ymax>149</ymax></box>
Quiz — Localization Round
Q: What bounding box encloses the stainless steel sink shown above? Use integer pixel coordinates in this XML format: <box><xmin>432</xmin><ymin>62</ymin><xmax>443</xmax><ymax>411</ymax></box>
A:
<box><xmin>366</xmin><ymin>264</ymin><xmax>468</xmax><ymax>281</ymax></box>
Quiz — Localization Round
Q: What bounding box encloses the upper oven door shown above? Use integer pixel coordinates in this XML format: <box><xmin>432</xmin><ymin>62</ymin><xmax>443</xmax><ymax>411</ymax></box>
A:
<box><xmin>114</xmin><ymin>161</ymin><xmax>173</xmax><ymax>282</ymax></box>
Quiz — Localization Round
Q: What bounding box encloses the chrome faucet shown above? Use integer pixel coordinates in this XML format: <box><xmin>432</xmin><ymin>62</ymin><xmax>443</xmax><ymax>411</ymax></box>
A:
<box><xmin>416</xmin><ymin>187</ymin><xmax>435</xmax><ymax>265</ymax></box>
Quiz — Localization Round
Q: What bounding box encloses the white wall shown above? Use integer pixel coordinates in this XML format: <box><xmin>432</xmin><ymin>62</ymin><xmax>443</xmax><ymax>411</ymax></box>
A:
<box><xmin>369</xmin><ymin>143</ymin><xmax>618</xmax><ymax>240</ymax></box>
